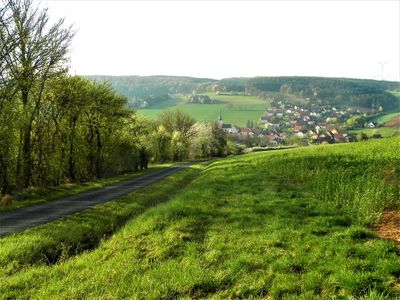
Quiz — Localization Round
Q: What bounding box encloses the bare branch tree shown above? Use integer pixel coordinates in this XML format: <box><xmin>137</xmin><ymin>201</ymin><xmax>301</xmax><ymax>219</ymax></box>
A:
<box><xmin>0</xmin><ymin>0</ymin><xmax>75</xmax><ymax>187</ymax></box>
<box><xmin>0</xmin><ymin>0</ymin><xmax>17</xmax><ymax>89</ymax></box>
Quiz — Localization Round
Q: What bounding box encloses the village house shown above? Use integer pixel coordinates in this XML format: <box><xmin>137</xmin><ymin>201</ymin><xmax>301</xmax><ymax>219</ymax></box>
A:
<box><xmin>221</xmin><ymin>124</ymin><xmax>239</xmax><ymax>134</ymax></box>
<box><xmin>333</xmin><ymin>132</ymin><xmax>346</xmax><ymax>143</ymax></box>
<box><xmin>263</xmin><ymin>134</ymin><xmax>278</xmax><ymax>146</ymax></box>
<box><xmin>239</xmin><ymin>128</ymin><xmax>254</xmax><ymax>137</ymax></box>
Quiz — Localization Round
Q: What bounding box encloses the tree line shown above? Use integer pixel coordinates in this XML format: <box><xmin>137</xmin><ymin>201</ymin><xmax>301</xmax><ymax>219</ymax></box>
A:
<box><xmin>0</xmin><ymin>0</ymin><xmax>228</xmax><ymax>196</ymax></box>
<box><xmin>87</xmin><ymin>75</ymin><xmax>216</xmax><ymax>108</ymax></box>
<box><xmin>246</xmin><ymin>77</ymin><xmax>400</xmax><ymax>111</ymax></box>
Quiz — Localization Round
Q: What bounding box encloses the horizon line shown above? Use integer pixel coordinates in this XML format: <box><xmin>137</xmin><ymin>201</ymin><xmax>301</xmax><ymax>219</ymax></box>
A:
<box><xmin>78</xmin><ymin>73</ymin><xmax>400</xmax><ymax>83</ymax></box>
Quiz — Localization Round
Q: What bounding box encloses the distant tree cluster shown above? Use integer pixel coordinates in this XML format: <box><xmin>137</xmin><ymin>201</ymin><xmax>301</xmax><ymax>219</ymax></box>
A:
<box><xmin>151</xmin><ymin>110</ymin><xmax>227</xmax><ymax>161</ymax></box>
<box><xmin>246</xmin><ymin>120</ymin><xmax>255</xmax><ymax>128</ymax></box>
<box><xmin>127</xmin><ymin>94</ymin><xmax>171</xmax><ymax>108</ymax></box>
<box><xmin>186</xmin><ymin>95</ymin><xmax>216</xmax><ymax>104</ymax></box>
<box><xmin>87</xmin><ymin>75</ymin><xmax>216</xmax><ymax>104</ymax></box>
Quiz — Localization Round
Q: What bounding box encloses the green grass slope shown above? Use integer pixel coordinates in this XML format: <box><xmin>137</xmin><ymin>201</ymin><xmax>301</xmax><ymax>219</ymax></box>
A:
<box><xmin>1</xmin><ymin>138</ymin><xmax>400</xmax><ymax>299</ymax></box>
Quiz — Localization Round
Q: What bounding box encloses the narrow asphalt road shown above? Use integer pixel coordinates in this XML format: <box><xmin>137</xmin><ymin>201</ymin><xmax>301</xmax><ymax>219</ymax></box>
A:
<box><xmin>0</xmin><ymin>163</ymin><xmax>194</xmax><ymax>237</ymax></box>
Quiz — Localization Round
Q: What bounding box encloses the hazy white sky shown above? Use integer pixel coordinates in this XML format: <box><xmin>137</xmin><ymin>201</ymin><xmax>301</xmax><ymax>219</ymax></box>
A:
<box><xmin>38</xmin><ymin>0</ymin><xmax>399</xmax><ymax>81</ymax></box>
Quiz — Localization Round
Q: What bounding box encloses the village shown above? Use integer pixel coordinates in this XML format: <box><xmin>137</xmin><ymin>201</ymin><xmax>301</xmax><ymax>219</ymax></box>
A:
<box><xmin>218</xmin><ymin>102</ymin><xmax>384</xmax><ymax>147</ymax></box>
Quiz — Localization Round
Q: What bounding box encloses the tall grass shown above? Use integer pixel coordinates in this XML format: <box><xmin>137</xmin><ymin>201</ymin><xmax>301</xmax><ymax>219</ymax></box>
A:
<box><xmin>251</xmin><ymin>137</ymin><xmax>400</xmax><ymax>224</ymax></box>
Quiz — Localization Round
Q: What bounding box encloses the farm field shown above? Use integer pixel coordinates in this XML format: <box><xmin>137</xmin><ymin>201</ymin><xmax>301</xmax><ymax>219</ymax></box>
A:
<box><xmin>137</xmin><ymin>93</ymin><xmax>269</xmax><ymax>127</ymax></box>
<box><xmin>1</xmin><ymin>138</ymin><xmax>399</xmax><ymax>299</ymax></box>
<box><xmin>389</xmin><ymin>91</ymin><xmax>400</xmax><ymax>99</ymax></box>
<box><xmin>349</xmin><ymin>127</ymin><xmax>396</xmax><ymax>138</ymax></box>
<box><xmin>372</xmin><ymin>112</ymin><xmax>400</xmax><ymax>124</ymax></box>
<box><xmin>353</xmin><ymin>110</ymin><xmax>400</xmax><ymax>137</ymax></box>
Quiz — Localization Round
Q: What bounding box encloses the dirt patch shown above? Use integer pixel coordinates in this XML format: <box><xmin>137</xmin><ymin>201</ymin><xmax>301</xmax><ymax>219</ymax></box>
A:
<box><xmin>385</xmin><ymin>115</ymin><xmax>400</xmax><ymax>128</ymax></box>
<box><xmin>374</xmin><ymin>211</ymin><xmax>400</xmax><ymax>244</ymax></box>
<box><xmin>0</xmin><ymin>194</ymin><xmax>13</xmax><ymax>206</ymax></box>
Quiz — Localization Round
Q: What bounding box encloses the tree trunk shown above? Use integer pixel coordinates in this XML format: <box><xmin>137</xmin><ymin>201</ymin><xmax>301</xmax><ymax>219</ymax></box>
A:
<box><xmin>68</xmin><ymin>140</ymin><xmax>75</xmax><ymax>181</ymax></box>
<box><xmin>87</xmin><ymin>125</ymin><xmax>94</xmax><ymax>179</ymax></box>
<box><xmin>0</xmin><ymin>154</ymin><xmax>10</xmax><ymax>194</ymax></box>
<box><xmin>95</xmin><ymin>128</ymin><xmax>102</xmax><ymax>178</ymax></box>
<box><xmin>22</xmin><ymin>122</ymin><xmax>32</xmax><ymax>188</ymax></box>
<box><xmin>68</xmin><ymin>120</ymin><xmax>77</xmax><ymax>181</ymax></box>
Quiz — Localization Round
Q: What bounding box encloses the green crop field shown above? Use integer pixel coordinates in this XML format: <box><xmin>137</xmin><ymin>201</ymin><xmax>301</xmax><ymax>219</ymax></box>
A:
<box><xmin>349</xmin><ymin>127</ymin><xmax>396</xmax><ymax>137</ymax></box>
<box><xmin>137</xmin><ymin>93</ymin><xmax>269</xmax><ymax>127</ymax></box>
<box><xmin>1</xmin><ymin>138</ymin><xmax>399</xmax><ymax>299</ymax></box>
<box><xmin>389</xmin><ymin>90</ymin><xmax>400</xmax><ymax>98</ymax></box>
<box><xmin>372</xmin><ymin>112</ymin><xmax>400</xmax><ymax>124</ymax></box>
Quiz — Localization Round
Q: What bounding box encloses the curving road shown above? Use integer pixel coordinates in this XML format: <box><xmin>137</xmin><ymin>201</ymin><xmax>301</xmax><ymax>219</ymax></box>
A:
<box><xmin>0</xmin><ymin>163</ymin><xmax>194</xmax><ymax>237</ymax></box>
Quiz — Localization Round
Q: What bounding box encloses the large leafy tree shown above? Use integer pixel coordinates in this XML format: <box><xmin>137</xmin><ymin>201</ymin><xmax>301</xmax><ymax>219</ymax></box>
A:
<box><xmin>158</xmin><ymin>109</ymin><xmax>196</xmax><ymax>140</ymax></box>
<box><xmin>157</xmin><ymin>110</ymin><xmax>196</xmax><ymax>161</ymax></box>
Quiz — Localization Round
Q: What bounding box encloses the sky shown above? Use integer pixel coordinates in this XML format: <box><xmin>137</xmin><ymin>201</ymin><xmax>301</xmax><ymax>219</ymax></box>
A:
<box><xmin>38</xmin><ymin>0</ymin><xmax>400</xmax><ymax>81</ymax></box>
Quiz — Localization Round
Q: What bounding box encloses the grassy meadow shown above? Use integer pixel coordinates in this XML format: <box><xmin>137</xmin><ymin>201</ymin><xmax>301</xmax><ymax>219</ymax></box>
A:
<box><xmin>137</xmin><ymin>93</ymin><xmax>269</xmax><ymax>127</ymax></box>
<box><xmin>1</xmin><ymin>138</ymin><xmax>400</xmax><ymax>299</ymax></box>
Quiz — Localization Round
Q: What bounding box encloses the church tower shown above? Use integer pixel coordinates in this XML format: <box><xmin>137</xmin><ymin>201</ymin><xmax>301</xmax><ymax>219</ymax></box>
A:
<box><xmin>218</xmin><ymin>110</ymin><xmax>223</xmax><ymax>129</ymax></box>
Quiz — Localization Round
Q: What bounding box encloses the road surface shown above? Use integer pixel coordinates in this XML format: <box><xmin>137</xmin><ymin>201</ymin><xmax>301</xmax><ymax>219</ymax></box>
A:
<box><xmin>0</xmin><ymin>163</ymin><xmax>193</xmax><ymax>237</ymax></box>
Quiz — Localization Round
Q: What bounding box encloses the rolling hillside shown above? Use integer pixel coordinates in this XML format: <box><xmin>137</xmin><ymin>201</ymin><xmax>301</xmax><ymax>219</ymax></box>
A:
<box><xmin>85</xmin><ymin>75</ymin><xmax>400</xmax><ymax>126</ymax></box>
<box><xmin>1</xmin><ymin>138</ymin><xmax>399</xmax><ymax>299</ymax></box>
<box><xmin>87</xmin><ymin>75</ymin><xmax>400</xmax><ymax>111</ymax></box>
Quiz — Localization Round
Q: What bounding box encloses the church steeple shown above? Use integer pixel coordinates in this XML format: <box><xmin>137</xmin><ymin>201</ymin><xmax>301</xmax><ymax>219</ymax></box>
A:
<box><xmin>218</xmin><ymin>110</ymin><xmax>223</xmax><ymax>128</ymax></box>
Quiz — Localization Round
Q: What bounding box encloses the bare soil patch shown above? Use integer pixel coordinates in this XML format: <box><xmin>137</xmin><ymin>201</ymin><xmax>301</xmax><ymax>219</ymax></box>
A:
<box><xmin>374</xmin><ymin>211</ymin><xmax>400</xmax><ymax>244</ymax></box>
<box><xmin>386</xmin><ymin>115</ymin><xmax>400</xmax><ymax>128</ymax></box>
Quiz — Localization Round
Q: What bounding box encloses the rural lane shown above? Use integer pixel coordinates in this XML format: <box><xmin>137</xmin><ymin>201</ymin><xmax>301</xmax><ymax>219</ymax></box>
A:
<box><xmin>0</xmin><ymin>163</ymin><xmax>194</xmax><ymax>237</ymax></box>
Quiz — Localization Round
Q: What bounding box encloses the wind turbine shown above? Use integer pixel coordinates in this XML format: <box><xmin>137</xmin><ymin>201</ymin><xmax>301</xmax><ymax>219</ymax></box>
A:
<box><xmin>377</xmin><ymin>61</ymin><xmax>389</xmax><ymax>81</ymax></box>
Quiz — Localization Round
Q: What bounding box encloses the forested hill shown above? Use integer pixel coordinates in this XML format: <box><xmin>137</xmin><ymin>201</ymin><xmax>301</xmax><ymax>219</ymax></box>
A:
<box><xmin>86</xmin><ymin>75</ymin><xmax>400</xmax><ymax>110</ymax></box>
<box><xmin>245</xmin><ymin>76</ymin><xmax>400</xmax><ymax>110</ymax></box>
<box><xmin>86</xmin><ymin>75</ymin><xmax>217</xmax><ymax>97</ymax></box>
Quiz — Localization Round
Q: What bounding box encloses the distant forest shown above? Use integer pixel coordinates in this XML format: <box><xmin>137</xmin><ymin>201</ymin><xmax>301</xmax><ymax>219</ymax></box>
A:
<box><xmin>87</xmin><ymin>75</ymin><xmax>400</xmax><ymax>111</ymax></box>
<box><xmin>86</xmin><ymin>76</ymin><xmax>216</xmax><ymax>108</ymax></box>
